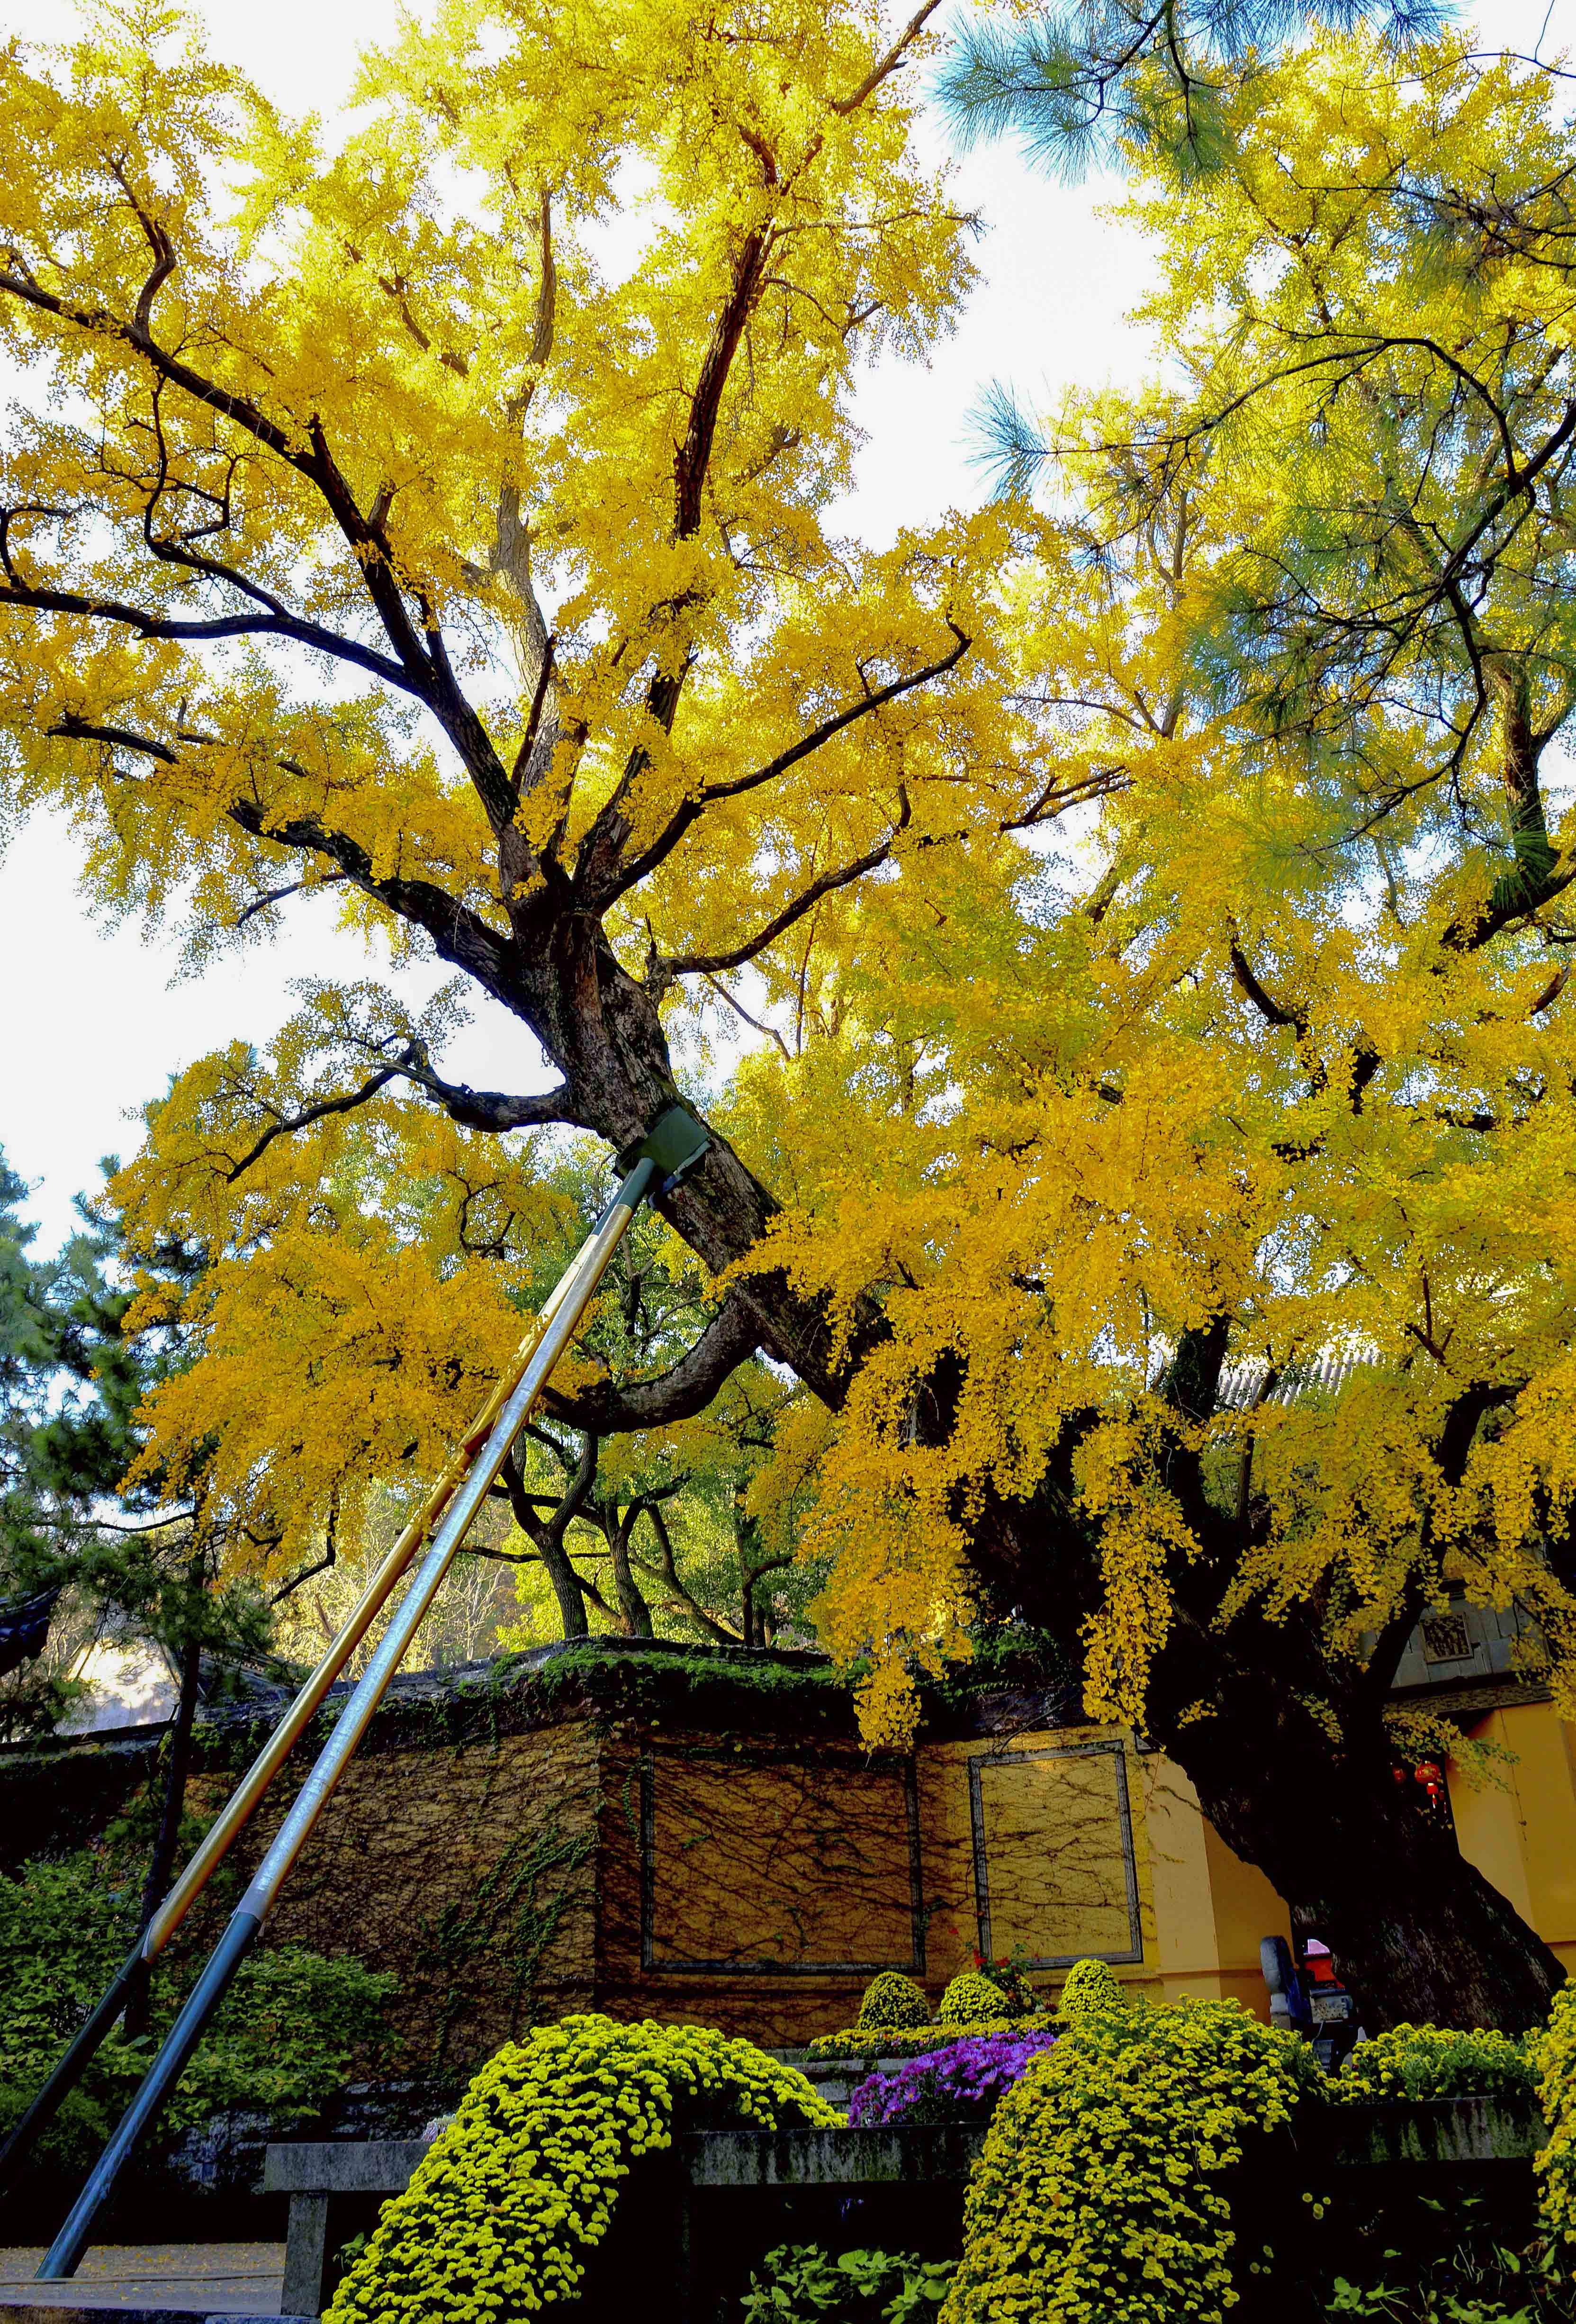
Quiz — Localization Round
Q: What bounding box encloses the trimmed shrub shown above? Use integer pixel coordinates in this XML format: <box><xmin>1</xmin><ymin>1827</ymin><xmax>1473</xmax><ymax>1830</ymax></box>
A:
<box><xmin>324</xmin><ymin>2015</ymin><xmax>843</xmax><ymax>2324</ymax></box>
<box><xmin>1535</xmin><ymin>1983</ymin><xmax>1576</xmax><ymax>2248</ymax></box>
<box><xmin>1337</xmin><ymin>2021</ymin><xmax>1536</xmax><ymax>2107</ymax></box>
<box><xmin>856</xmin><ymin>1971</ymin><xmax>930</xmax><ymax>2032</ymax></box>
<box><xmin>937</xmin><ymin>1971</ymin><xmax>1009</xmax><ymax>2026</ymax></box>
<box><xmin>941</xmin><ymin>1998</ymin><xmax>1301</xmax><ymax>2324</ymax></box>
<box><xmin>1056</xmin><ymin>1956</ymin><xmax>1126</xmax><ymax>2022</ymax></box>
<box><xmin>973</xmin><ymin>1958</ymin><xmax>1038</xmax><ymax>2018</ymax></box>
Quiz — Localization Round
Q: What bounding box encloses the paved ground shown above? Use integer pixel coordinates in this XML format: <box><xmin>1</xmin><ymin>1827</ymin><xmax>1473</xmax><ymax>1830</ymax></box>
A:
<box><xmin>0</xmin><ymin>2246</ymin><xmax>287</xmax><ymax>2314</ymax></box>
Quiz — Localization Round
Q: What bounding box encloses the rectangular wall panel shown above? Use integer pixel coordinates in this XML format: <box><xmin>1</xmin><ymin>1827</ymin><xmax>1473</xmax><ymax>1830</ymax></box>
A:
<box><xmin>969</xmin><ymin>1738</ymin><xmax>1143</xmax><ymax>1966</ymax></box>
<box><xmin>639</xmin><ymin>1746</ymin><xmax>924</xmax><ymax>1975</ymax></box>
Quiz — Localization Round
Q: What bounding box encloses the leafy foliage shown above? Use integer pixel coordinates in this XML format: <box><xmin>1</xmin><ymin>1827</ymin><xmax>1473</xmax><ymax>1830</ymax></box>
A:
<box><xmin>0</xmin><ymin>1852</ymin><xmax>396</xmax><ymax>2172</ymax></box>
<box><xmin>9</xmin><ymin>0</ymin><xmax>1576</xmax><ymax>2020</ymax></box>
<box><xmin>1309</xmin><ymin>2185</ymin><xmax>1567</xmax><ymax>2323</ymax></box>
<box><xmin>743</xmin><ymin>2244</ymin><xmax>956</xmax><ymax>2324</ymax></box>
<box><xmin>0</xmin><ymin>1146</ymin><xmax>275</xmax><ymax>1740</ymax></box>
<box><xmin>323</xmin><ymin>2015</ymin><xmax>842</xmax><ymax>2324</ymax></box>
<box><xmin>941</xmin><ymin>1998</ymin><xmax>1302</xmax><ymax>2324</ymax></box>
<box><xmin>967</xmin><ymin>1951</ymin><xmax>1038</xmax><ymax>2019</ymax></box>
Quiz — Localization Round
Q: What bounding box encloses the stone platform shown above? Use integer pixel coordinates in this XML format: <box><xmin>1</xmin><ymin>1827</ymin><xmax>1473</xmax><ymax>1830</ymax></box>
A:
<box><xmin>0</xmin><ymin>2245</ymin><xmax>293</xmax><ymax>2321</ymax></box>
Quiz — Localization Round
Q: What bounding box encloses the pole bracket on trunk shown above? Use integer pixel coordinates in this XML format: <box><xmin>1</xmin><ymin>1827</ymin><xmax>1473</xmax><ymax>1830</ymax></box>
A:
<box><xmin>618</xmin><ymin>1103</ymin><xmax>710</xmax><ymax>1194</ymax></box>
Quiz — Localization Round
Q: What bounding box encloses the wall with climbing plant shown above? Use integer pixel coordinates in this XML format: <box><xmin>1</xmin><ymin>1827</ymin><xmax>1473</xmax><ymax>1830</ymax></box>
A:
<box><xmin>0</xmin><ymin>1644</ymin><xmax>1297</xmax><ymax>2068</ymax></box>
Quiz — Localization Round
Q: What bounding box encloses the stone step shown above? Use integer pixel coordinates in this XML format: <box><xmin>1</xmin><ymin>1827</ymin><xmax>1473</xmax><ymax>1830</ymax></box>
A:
<box><xmin>0</xmin><ymin>2247</ymin><xmax>290</xmax><ymax>2320</ymax></box>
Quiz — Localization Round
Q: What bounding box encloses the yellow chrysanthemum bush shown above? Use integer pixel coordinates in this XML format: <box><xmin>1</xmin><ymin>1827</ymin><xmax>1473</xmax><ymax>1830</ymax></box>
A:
<box><xmin>324</xmin><ymin>2015</ymin><xmax>843</xmax><ymax>2324</ymax></box>
<box><xmin>856</xmin><ymin>1972</ymin><xmax>932</xmax><ymax>2034</ymax></box>
<box><xmin>940</xmin><ymin>1999</ymin><xmax>1303</xmax><ymax>2324</ymax></box>
<box><xmin>1533</xmin><ymin>1985</ymin><xmax>1576</xmax><ymax>2248</ymax></box>
<box><xmin>938</xmin><ymin>1972</ymin><xmax>1018</xmax><ymax>2027</ymax></box>
<box><xmin>1056</xmin><ymin>1957</ymin><xmax>1126</xmax><ymax>2024</ymax></box>
<box><xmin>1334</xmin><ymin>2022</ymin><xmax>1536</xmax><ymax>2107</ymax></box>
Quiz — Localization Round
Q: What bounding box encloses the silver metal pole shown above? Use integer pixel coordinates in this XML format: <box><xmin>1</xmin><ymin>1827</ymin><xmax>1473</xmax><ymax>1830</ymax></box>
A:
<box><xmin>0</xmin><ymin>1223</ymin><xmax>604</xmax><ymax>2198</ymax></box>
<box><xmin>36</xmin><ymin>1148</ymin><xmax>673</xmax><ymax>2279</ymax></box>
<box><xmin>140</xmin><ymin>1220</ymin><xmax>600</xmax><ymax>1959</ymax></box>
<box><xmin>235</xmin><ymin>1152</ymin><xmax>657</xmax><ymax>1921</ymax></box>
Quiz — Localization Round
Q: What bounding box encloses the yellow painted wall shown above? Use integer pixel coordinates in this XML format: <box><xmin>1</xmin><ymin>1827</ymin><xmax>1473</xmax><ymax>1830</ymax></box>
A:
<box><xmin>1448</xmin><ymin>1701</ymin><xmax>1576</xmax><ymax>1981</ymax></box>
<box><xmin>1141</xmin><ymin>1755</ymin><xmax>1292</xmax><ymax>2018</ymax></box>
<box><xmin>918</xmin><ymin>1727</ymin><xmax>1288</xmax><ymax>2023</ymax></box>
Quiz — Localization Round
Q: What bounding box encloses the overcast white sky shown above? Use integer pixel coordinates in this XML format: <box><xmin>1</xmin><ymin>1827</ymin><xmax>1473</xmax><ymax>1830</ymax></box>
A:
<box><xmin>1</xmin><ymin>0</ymin><xmax>1571</xmax><ymax>1245</ymax></box>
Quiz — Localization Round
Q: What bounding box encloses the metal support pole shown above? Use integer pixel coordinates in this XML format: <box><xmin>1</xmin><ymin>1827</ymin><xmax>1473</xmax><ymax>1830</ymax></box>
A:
<box><xmin>0</xmin><ymin>1218</ymin><xmax>599</xmax><ymax>2197</ymax></box>
<box><xmin>34</xmin><ymin>1107</ymin><xmax>708</xmax><ymax>2277</ymax></box>
<box><xmin>36</xmin><ymin>1913</ymin><xmax>264</xmax><ymax>2274</ymax></box>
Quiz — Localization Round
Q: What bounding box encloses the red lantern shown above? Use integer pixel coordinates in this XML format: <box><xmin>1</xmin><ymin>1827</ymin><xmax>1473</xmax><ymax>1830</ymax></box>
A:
<box><xmin>1414</xmin><ymin>1761</ymin><xmax>1446</xmax><ymax>1808</ymax></box>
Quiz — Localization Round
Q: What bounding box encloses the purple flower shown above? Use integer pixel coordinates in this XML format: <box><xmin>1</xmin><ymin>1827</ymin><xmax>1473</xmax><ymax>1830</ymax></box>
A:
<box><xmin>847</xmin><ymin>2032</ymin><xmax>1058</xmax><ymax>2127</ymax></box>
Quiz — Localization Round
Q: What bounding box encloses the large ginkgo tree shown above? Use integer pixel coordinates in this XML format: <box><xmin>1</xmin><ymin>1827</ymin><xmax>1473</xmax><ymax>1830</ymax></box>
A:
<box><xmin>9</xmin><ymin>0</ymin><xmax>1571</xmax><ymax>2033</ymax></box>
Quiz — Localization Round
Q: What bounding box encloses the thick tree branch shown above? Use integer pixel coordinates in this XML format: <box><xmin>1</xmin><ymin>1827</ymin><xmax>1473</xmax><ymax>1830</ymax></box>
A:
<box><xmin>1227</xmin><ymin>933</ymin><xmax>1308</xmax><ymax>1039</ymax></box>
<box><xmin>395</xmin><ymin>1052</ymin><xmax>581</xmax><ymax>1133</ymax></box>
<box><xmin>592</xmin><ymin>623</ymin><xmax>969</xmax><ymax>906</ymax></box>
<box><xmin>635</xmin><ymin>1501</ymin><xmax>741</xmax><ymax>1644</ymax></box>
<box><xmin>662</xmin><ymin>801</ymin><xmax>910</xmax><ymax>978</ymax></box>
<box><xmin>223</xmin><ymin>799</ymin><xmax>522</xmax><ymax>1008</ymax></box>
<box><xmin>831</xmin><ymin>0</ymin><xmax>942</xmax><ymax>113</ymax></box>
<box><xmin>1</xmin><ymin>567</ymin><xmax>409</xmax><ymax>688</ymax></box>
<box><xmin>675</xmin><ymin>230</ymin><xmax>772</xmax><ymax>541</ymax></box>
<box><xmin>0</xmin><ymin>244</ymin><xmax>517</xmax><ymax>832</ymax></box>
<box><xmin>540</xmin><ymin>1294</ymin><xmax>760</xmax><ymax>1433</ymax></box>
<box><xmin>224</xmin><ymin>1047</ymin><xmax>418</xmax><ymax>1183</ymax></box>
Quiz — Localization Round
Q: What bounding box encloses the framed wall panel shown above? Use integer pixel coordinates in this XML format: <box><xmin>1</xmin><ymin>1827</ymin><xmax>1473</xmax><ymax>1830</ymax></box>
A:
<box><xmin>639</xmin><ymin>1746</ymin><xmax>925</xmax><ymax>1976</ymax></box>
<box><xmin>968</xmin><ymin>1737</ymin><xmax>1143</xmax><ymax>1967</ymax></box>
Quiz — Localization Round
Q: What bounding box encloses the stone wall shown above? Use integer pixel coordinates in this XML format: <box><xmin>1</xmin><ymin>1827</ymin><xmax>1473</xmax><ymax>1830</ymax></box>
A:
<box><xmin>0</xmin><ymin>1644</ymin><xmax>1288</xmax><ymax>2074</ymax></box>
